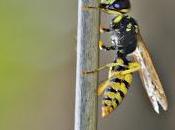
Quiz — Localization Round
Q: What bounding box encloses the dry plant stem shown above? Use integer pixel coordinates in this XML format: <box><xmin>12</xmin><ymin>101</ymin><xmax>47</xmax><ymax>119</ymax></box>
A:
<box><xmin>74</xmin><ymin>0</ymin><xmax>100</xmax><ymax>130</ymax></box>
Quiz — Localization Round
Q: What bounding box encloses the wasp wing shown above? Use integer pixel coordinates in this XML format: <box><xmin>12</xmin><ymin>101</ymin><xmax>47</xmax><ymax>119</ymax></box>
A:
<box><xmin>132</xmin><ymin>33</ymin><xmax>168</xmax><ymax>113</ymax></box>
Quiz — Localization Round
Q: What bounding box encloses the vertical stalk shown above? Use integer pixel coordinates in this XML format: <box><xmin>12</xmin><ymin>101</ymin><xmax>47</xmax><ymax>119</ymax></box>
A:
<box><xmin>74</xmin><ymin>0</ymin><xmax>100</xmax><ymax>130</ymax></box>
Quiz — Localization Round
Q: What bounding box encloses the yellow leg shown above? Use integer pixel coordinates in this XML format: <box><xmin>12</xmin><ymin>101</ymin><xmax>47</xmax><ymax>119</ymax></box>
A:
<box><xmin>99</xmin><ymin>40</ymin><xmax>104</xmax><ymax>50</ymax></box>
<box><xmin>108</xmin><ymin>67</ymin><xmax>113</xmax><ymax>79</ymax></box>
<box><xmin>82</xmin><ymin>6</ymin><xmax>122</xmax><ymax>16</ymax></box>
<box><xmin>100</xmin><ymin>26</ymin><xmax>111</xmax><ymax>34</ymax></box>
<box><xmin>83</xmin><ymin>62</ymin><xmax>127</xmax><ymax>74</ymax></box>
<box><xmin>111</xmin><ymin>62</ymin><xmax>140</xmax><ymax>76</ymax></box>
<box><xmin>121</xmin><ymin>62</ymin><xmax>140</xmax><ymax>75</ymax></box>
<box><xmin>98</xmin><ymin>40</ymin><xmax>116</xmax><ymax>51</ymax></box>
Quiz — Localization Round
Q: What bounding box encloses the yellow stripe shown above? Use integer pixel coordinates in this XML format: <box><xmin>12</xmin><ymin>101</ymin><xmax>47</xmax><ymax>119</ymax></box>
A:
<box><xmin>115</xmin><ymin>93</ymin><xmax>122</xmax><ymax>102</ymax></box>
<box><xmin>124</xmin><ymin>74</ymin><xmax>132</xmax><ymax>84</ymax></box>
<box><xmin>111</xmin><ymin>82</ymin><xmax>120</xmax><ymax>90</ymax></box>
<box><xmin>110</xmin><ymin>81</ymin><xmax>129</xmax><ymax>95</ymax></box>
<box><xmin>103</xmin><ymin>100</ymin><xmax>112</xmax><ymax>106</ymax></box>
<box><xmin>106</xmin><ymin>92</ymin><xmax>116</xmax><ymax>99</ymax></box>
<box><xmin>111</xmin><ymin>100</ymin><xmax>117</xmax><ymax>108</ymax></box>
<box><xmin>120</xmin><ymin>82</ymin><xmax>128</xmax><ymax>94</ymax></box>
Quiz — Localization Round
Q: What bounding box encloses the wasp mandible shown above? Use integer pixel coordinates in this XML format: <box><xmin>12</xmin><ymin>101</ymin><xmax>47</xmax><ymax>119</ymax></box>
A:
<box><xmin>84</xmin><ymin>0</ymin><xmax>168</xmax><ymax>117</ymax></box>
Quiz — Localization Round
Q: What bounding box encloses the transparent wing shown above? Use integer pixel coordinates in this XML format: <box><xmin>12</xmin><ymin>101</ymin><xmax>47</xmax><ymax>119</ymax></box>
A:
<box><xmin>132</xmin><ymin>33</ymin><xmax>168</xmax><ymax>113</ymax></box>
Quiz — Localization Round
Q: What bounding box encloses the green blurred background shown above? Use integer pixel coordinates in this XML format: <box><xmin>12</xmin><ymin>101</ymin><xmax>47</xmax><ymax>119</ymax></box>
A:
<box><xmin>0</xmin><ymin>0</ymin><xmax>76</xmax><ymax>130</ymax></box>
<box><xmin>0</xmin><ymin>0</ymin><xmax>175</xmax><ymax>130</ymax></box>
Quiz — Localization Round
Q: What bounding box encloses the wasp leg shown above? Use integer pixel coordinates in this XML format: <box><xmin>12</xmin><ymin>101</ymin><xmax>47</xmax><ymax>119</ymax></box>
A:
<box><xmin>100</xmin><ymin>26</ymin><xmax>111</xmax><ymax>34</ymax></box>
<box><xmin>82</xmin><ymin>5</ymin><xmax>122</xmax><ymax>15</ymax></box>
<box><xmin>122</xmin><ymin>62</ymin><xmax>140</xmax><ymax>74</ymax></box>
<box><xmin>83</xmin><ymin>62</ymin><xmax>127</xmax><ymax>74</ymax></box>
<box><xmin>111</xmin><ymin>62</ymin><xmax>140</xmax><ymax>76</ymax></box>
<box><xmin>108</xmin><ymin>67</ymin><xmax>113</xmax><ymax>78</ymax></box>
<box><xmin>99</xmin><ymin>40</ymin><xmax>116</xmax><ymax>51</ymax></box>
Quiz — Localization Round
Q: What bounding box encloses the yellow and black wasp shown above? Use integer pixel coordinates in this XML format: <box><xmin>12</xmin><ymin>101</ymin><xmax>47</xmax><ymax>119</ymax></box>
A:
<box><xmin>84</xmin><ymin>0</ymin><xmax>168</xmax><ymax>117</ymax></box>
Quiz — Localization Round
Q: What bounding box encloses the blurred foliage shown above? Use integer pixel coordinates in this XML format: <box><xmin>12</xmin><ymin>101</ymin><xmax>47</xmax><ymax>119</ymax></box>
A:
<box><xmin>0</xmin><ymin>0</ymin><xmax>76</xmax><ymax>130</ymax></box>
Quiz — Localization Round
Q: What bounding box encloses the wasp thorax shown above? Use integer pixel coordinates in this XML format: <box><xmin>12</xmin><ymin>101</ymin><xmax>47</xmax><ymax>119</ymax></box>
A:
<box><xmin>110</xmin><ymin>15</ymin><xmax>138</xmax><ymax>55</ymax></box>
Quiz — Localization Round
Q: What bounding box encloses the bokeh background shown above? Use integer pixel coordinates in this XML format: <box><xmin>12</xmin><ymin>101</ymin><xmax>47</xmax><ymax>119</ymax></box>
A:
<box><xmin>0</xmin><ymin>0</ymin><xmax>175</xmax><ymax>130</ymax></box>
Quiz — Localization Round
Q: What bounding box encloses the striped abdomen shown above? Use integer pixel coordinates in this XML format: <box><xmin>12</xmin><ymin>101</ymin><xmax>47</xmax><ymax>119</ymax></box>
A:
<box><xmin>102</xmin><ymin>72</ymin><xmax>132</xmax><ymax>117</ymax></box>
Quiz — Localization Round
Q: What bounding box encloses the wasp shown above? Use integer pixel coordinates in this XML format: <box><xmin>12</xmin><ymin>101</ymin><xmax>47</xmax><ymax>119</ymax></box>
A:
<box><xmin>83</xmin><ymin>0</ymin><xmax>168</xmax><ymax>117</ymax></box>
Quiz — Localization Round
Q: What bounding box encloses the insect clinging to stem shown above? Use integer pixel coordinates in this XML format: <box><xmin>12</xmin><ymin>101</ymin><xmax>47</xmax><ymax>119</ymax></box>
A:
<box><xmin>83</xmin><ymin>0</ymin><xmax>168</xmax><ymax>117</ymax></box>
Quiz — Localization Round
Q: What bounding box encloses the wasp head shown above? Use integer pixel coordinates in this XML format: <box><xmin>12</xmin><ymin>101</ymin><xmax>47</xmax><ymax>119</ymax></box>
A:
<box><xmin>100</xmin><ymin>0</ymin><xmax>131</xmax><ymax>13</ymax></box>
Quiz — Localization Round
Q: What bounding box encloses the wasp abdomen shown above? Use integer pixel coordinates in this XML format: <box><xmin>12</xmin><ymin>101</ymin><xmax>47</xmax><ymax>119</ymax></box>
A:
<box><xmin>102</xmin><ymin>73</ymin><xmax>132</xmax><ymax>117</ymax></box>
